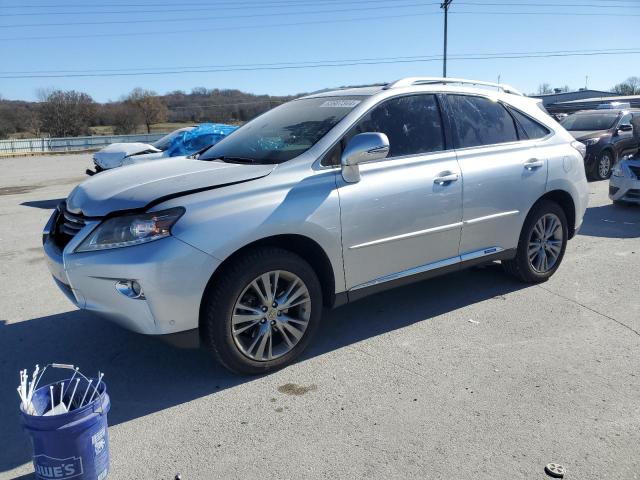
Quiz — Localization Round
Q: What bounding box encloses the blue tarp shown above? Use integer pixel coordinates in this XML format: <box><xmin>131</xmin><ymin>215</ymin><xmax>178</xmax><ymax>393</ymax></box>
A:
<box><xmin>166</xmin><ymin>123</ymin><xmax>237</xmax><ymax>157</ymax></box>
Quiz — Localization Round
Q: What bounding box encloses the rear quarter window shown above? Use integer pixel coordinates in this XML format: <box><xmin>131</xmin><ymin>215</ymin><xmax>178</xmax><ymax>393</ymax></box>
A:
<box><xmin>508</xmin><ymin>108</ymin><xmax>551</xmax><ymax>140</ymax></box>
<box><xmin>447</xmin><ymin>95</ymin><xmax>519</xmax><ymax>148</ymax></box>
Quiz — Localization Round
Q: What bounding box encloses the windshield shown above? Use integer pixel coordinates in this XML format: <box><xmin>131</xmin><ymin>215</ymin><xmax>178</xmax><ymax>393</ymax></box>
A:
<box><xmin>152</xmin><ymin>127</ymin><xmax>195</xmax><ymax>150</ymax></box>
<box><xmin>200</xmin><ymin>96</ymin><xmax>364</xmax><ymax>163</ymax></box>
<box><xmin>561</xmin><ymin>113</ymin><xmax>618</xmax><ymax>131</ymax></box>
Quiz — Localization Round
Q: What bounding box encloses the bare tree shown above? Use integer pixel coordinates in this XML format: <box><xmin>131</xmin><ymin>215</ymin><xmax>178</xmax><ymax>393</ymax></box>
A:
<box><xmin>126</xmin><ymin>88</ymin><xmax>168</xmax><ymax>133</ymax></box>
<box><xmin>612</xmin><ymin>76</ymin><xmax>640</xmax><ymax>95</ymax></box>
<box><xmin>537</xmin><ymin>83</ymin><xmax>553</xmax><ymax>95</ymax></box>
<box><xmin>39</xmin><ymin>90</ymin><xmax>97</xmax><ymax>137</ymax></box>
<box><xmin>111</xmin><ymin>103</ymin><xmax>140</xmax><ymax>134</ymax></box>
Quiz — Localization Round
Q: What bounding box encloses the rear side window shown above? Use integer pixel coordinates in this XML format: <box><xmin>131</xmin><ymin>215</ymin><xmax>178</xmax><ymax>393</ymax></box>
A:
<box><xmin>322</xmin><ymin>94</ymin><xmax>445</xmax><ymax>165</ymax></box>
<box><xmin>509</xmin><ymin>108</ymin><xmax>550</xmax><ymax>139</ymax></box>
<box><xmin>448</xmin><ymin>95</ymin><xmax>518</xmax><ymax>148</ymax></box>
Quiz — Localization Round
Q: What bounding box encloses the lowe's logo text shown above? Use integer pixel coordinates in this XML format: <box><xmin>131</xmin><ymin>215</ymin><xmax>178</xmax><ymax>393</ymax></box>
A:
<box><xmin>34</xmin><ymin>455</ymin><xmax>83</xmax><ymax>479</ymax></box>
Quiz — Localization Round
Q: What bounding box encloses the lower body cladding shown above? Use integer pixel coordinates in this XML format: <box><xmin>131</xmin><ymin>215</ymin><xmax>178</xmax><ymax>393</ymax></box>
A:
<box><xmin>43</xmin><ymin>231</ymin><xmax>220</xmax><ymax>336</ymax></box>
<box><xmin>609</xmin><ymin>176</ymin><xmax>640</xmax><ymax>204</ymax></box>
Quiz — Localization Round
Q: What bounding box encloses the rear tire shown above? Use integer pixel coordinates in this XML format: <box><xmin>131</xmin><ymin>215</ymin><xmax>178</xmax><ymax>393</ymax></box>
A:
<box><xmin>503</xmin><ymin>200</ymin><xmax>568</xmax><ymax>283</ymax></box>
<box><xmin>201</xmin><ymin>247</ymin><xmax>323</xmax><ymax>375</ymax></box>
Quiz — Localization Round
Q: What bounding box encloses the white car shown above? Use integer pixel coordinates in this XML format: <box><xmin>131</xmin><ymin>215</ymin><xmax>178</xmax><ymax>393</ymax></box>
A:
<box><xmin>90</xmin><ymin>127</ymin><xmax>194</xmax><ymax>173</ymax></box>
<box><xmin>89</xmin><ymin>124</ymin><xmax>237</xmax><ymax>174</ymax></box>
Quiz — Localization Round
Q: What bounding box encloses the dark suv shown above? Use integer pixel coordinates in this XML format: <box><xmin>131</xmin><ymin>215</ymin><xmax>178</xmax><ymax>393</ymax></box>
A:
<box><xmin>561</xmin><ymin>109</ymin><xmax>640</xmax><ymax>180</ymax></box>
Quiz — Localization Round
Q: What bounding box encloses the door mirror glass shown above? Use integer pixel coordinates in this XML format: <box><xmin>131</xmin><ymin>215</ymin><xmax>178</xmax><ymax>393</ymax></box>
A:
<box><xmin>618</xmin><ymin>123</ymin><xmax>633</xmax><ymax>132</ymax></box>
<box><xmin>341</xmin><ymin>132</ymin><xmax>389</xmax><ymax>183</ymax></box>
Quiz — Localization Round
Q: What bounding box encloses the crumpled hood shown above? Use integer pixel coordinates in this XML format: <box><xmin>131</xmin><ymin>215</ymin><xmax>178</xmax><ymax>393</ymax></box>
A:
<box><xmin>568</xmin><ymin>130</ymin><xmax>609</xmax><ymax>141</ymax></box>
<box><xmin>93</xmin><ymin>142</ymin><xmax>161</xmax><ymax>169</ymax></box>
<box><xmin>67</xmin><ymin>158</ymin><xmax>276</xmax><ymax>217</ymax></box>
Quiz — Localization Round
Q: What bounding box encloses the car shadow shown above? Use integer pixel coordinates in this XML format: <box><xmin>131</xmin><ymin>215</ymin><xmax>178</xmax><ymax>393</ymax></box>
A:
<box><xmin>20</xmin><ymin>199</ymin><xmax>65</xmax><ymax>210</ymax></box>
<box><xmin>0</xmin><ymin>264</ymin><xmax>526</xmax><ymax>473</ymax></box>
<box><xmin>578</xmin><ymin>202</ymin><xmax>640</xmax><ymax>239</ymax></box>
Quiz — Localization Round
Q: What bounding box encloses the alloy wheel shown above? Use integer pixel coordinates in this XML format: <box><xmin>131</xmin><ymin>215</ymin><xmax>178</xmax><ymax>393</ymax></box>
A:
<box><xmin>598</xmin><ymin>154</ymin><xmax>612</xmax><ymax>179</ymax></box>
<box><xmin>528</xmin><ymin>213</ymin><xmax>563</xmax><ymax>273</ymax></box>
<box><xmin>231</xmin><ymin>270</ymin><xmax>311</xmax><ymax>361</ymax></box>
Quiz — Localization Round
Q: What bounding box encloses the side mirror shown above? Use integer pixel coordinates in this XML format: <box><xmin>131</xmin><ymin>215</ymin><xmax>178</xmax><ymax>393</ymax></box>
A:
<box><xmin>618</xmin><ymin>123</ymin><xmax>633</xmax><ymax>133</ymax></box>
<box><xmin>341</xmin><ymin>132</ymin><xmax>390</xmax><ymax>183</ymax></box>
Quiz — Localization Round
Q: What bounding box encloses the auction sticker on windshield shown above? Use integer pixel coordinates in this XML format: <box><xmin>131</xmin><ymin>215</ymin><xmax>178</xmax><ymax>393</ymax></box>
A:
<box><xmin>319</xmin><ymin>100</ymin><xmax>361</xmax><ymax>108</ymax></box>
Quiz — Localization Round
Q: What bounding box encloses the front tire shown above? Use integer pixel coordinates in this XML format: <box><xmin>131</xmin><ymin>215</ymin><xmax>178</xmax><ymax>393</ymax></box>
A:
<box><xmin>503</xmin><ymin>200</ymin><xmax>568</xmax><ymax>283</ymax></box>
<box><xmin>201</xmin><ymin>247</ymin><xmax>323</xmax><ymax>375</ymax></box>
<box><xmin>590</xmin><ymin>150</ymin><xmax>614</xmax><ymax>180</ymax></box>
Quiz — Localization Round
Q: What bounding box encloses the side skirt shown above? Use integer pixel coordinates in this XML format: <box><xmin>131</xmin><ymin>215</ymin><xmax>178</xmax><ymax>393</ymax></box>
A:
<box><xmin>335</xmin><ymin>248</ymin><xmax>516</xmax><ymax>305</ymax></box>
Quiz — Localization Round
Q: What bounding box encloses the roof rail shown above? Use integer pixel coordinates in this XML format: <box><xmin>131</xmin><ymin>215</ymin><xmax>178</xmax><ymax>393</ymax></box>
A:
<box><xmin>383</xmin><ymin>77</ymin><xmax>524</xmax><ymax>96</ymax></box>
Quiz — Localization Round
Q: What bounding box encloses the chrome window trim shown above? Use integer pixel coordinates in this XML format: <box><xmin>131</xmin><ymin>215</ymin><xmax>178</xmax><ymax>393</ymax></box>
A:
<box><xmin>315</xmin><ymin>91</ymin><xmax>451</xmax><ymax>170</ymax></box>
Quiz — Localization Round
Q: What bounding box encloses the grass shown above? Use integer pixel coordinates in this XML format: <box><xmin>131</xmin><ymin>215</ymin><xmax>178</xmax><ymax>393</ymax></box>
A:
<box><xmin>88</xmin><ymin>122</ymin><xmax>195</xmax><ymax>136</ymax></box>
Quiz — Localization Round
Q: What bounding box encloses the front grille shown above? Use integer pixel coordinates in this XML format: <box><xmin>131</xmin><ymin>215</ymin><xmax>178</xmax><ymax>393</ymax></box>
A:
<box><xmin>53</xmin><ymin>202</ymin><xmax>87</xmax><ymax>249</ymax></box>
<box><xmin>628</xmin><ymin>166</ymin><xmax>640</xmax><ymax>179</ymax></box>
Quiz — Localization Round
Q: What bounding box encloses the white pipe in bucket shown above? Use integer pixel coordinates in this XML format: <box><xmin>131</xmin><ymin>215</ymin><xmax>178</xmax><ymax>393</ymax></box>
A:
<box><xmin>87</xmin><ymin>372</ymin><xmax>104</xmax><ymax>405</ymax></box>
<box><xmin>68</xmin><ymin>378</ymin><xmax>81</xmax><ymax>410</ymax></box>
<box><xmin>79</xmin><ymin>379</ymin><xmax>93</xmax><ymax>408</ymax></box>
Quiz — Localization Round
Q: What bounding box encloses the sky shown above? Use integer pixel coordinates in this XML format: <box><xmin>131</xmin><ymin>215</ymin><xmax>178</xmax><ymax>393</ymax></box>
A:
<box><xmin>0</xmin><ymin>0</ymin><xmax>638</xmax><ymax>102</ymax></box>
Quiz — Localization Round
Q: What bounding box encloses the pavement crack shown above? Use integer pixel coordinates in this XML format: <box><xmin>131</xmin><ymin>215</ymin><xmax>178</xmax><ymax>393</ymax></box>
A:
<box><xmin>537</xmin><ymin>285</ymin><xmax>640</xmax><ymax>337</ymax></box>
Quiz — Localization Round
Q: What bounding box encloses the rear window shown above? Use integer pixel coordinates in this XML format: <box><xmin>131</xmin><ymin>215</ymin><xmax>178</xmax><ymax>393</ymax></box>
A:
<box><xmin>509</xmin><ymin>108</ymin><xmax>550</xmax><ymax>140</ymax></box>
<box><xmin>448</xmin><ymin>95</ymin><xmax>518</xmax><ymax>148</ymax></box>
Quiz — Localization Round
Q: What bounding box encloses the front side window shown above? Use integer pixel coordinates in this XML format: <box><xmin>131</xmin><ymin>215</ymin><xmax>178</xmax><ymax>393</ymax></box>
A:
<box><xmin>200</xmin><ymin>96</ymin><xmax>363</xmax><ymax>164</ymax></box>
<box><xmin>322</xmin><ymin>94</ymin><xmax>445</xmax><ymax>165</ymax></box>
<box><xmin>448</xmin><ymin>95</ymin><xmax>518</xmax><ymax>148</ymax></box>
<box><xmin>152</xmin><ymin>127</ymin><xmax>194</xmax><ymax>150</ymax></box>
<box><xmin>618</xmin><ymin>113</ymin><xmax>632</xmax><ymax>127</ymax></box>
<box><xmin>509</xmin><ymin>108</ymin><xmax>550</xmax><ymax>140</ymax></box>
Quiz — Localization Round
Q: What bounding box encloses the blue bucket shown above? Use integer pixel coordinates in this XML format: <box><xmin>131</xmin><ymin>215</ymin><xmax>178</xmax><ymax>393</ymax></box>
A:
<box><xmin>20</xmin><ymin>379</ymin><xmax>111</xmax><ymax>480</ymax></box>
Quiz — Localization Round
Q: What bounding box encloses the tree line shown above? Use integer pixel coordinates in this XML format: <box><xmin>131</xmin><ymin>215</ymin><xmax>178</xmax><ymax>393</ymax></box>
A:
<box><xmin>534</xmin><ymin>76</ymin><xmax>640</xmax><ymax>96</ymax></box>
<box><xmin>1</xmin><ymin>76</ymin><xmax>638</xmax><ymax>139</ymax></box>
<box><xmin>0</xmin><ymin>87</ymin><xmax>296</xmax><ymax>139</ymax></box>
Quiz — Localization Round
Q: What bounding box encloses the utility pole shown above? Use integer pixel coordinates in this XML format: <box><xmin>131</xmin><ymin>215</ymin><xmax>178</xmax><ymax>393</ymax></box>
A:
<box><xmin>441</xmin><ymin>0</ymin><xmax>453</xmax><ymax>77</ymax></box>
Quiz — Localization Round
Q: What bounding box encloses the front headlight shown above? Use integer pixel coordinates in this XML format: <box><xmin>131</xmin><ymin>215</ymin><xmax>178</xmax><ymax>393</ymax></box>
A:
<box><xmin>612</xmin><ymin>164</ymin><xmax>626</xmax><ymax>178</ymax></box>
<box><xmin>583</xmin><ymin>137</ymin><xmax>600</xmax><ymax>146</ymax></box>
<box><xmin>76</xmin><ymin>207</ymin><xmax>185</xmax><ymax>252</ymax></box>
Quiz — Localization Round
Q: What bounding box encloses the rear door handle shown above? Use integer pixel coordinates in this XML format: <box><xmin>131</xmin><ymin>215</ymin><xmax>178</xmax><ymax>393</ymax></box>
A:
<box><xmin>433</xmin><ymin>172</ymin><xmax>459</xmax><ymax>185</ymax></box>
<box><xmin>524</xmin><ymin>158</ymin><xmax>544</xmax><ymax>170</ymax></box>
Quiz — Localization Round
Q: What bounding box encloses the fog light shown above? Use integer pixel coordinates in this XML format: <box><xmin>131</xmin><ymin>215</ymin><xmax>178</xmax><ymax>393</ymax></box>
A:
<box><xmin>115</xmin><ymin>280</ymin><xmax>145</xmax><ymax>299</ymax></box>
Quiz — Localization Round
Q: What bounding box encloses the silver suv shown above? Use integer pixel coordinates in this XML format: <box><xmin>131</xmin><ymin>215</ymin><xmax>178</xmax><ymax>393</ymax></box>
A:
<box><xmin>43</xmin><ymin>77</ymin><xmax>589</xmax><ymax>374</ymax></box>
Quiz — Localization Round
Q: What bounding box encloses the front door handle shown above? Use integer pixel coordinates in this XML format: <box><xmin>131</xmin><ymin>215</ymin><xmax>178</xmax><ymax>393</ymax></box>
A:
<box><xmin>433</xmin><ymin>172</ymin><xmax>459</xmax><ymax>185</ymax></box>
<box><xmin>524</xmin><ymin>158</ymin><xmax>544</xmax><ymax>170</ymax></box>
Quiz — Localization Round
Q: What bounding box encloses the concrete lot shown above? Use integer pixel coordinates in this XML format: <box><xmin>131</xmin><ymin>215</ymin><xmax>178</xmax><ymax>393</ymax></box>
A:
<box><xmin>1</xmin><ymin>154</ymin><xmax>639</xmax><ymax>480</ymax></box>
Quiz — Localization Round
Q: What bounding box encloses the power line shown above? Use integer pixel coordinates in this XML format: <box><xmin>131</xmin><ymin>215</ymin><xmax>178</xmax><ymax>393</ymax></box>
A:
<box><xmin>1</xmin><ymin>8</ymin><xmax>638</xmax><ymax>42</ymax></box>
<box><xmin>453</xmin><ymin>9</ymin><xmax>640</xmax><ymax>15</ymax></box>
<box><xmin>0</xmin><ymin>0</ymin><xmax>425</xmax><ymax>7</ymax></box>
<box><xmin>4</xmin><ymin>47</ymin><xmax>637</xmax><ymax>75</ymax></box>
<box><xmin>1</xmin><ymin>0</ymin><xmax>634</xmax><ymax>16</ymax></box>
<box><xmin>0</xmin><ymin>0</ymin><xmax>438</xmax><ymax>16</ymax></box>
<box><xmin>1</xmin><ymin>49</ymin><xmax>638</xmax><ymax>79</ymax></box>
<box><xmin>0</xmin><ymin>11</ymin><xmax>441</xmax><ymax>41</ymax></box>
<box><xmin>0</xmin><ymin>2</ymin><xmax>438</xmax><ymax>28</ymax></box>
<box><xmin>5</xmin><ymin>47</ymin><xmax>637</xmax><ymax>75</ymax></box>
